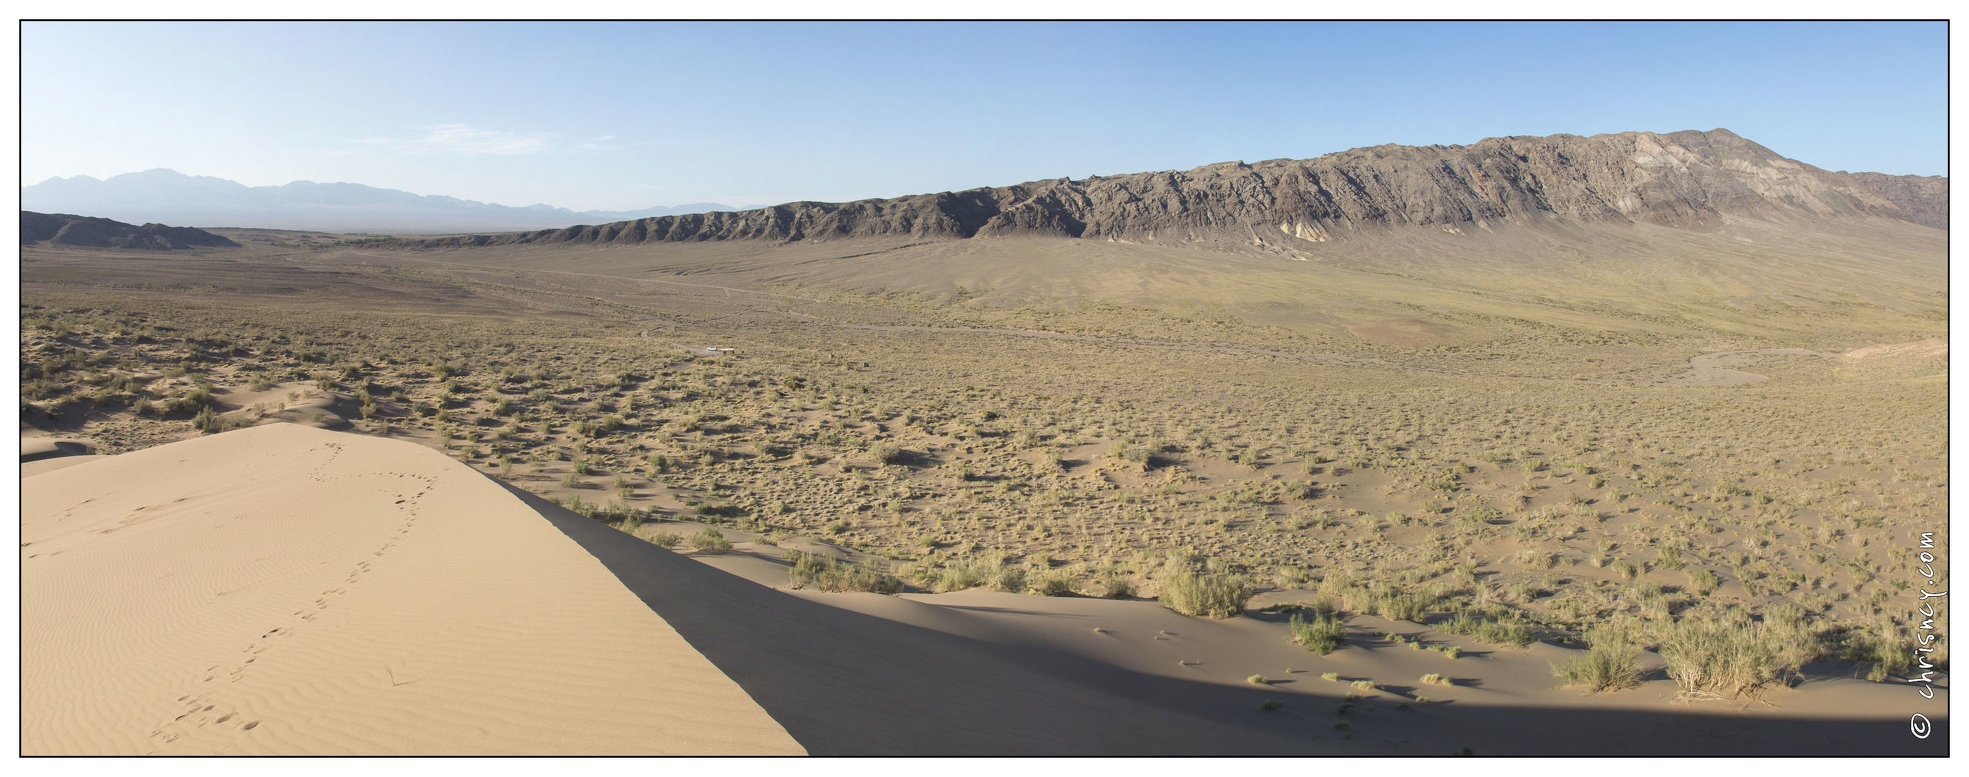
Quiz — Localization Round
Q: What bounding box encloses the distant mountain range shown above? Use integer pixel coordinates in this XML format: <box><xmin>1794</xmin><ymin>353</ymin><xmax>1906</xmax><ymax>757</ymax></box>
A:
<box><xmin>398</xmin><ymin>128</ymin><xmax>1946</xmax><ymax>250</ymax></box>
<box><xmin>21</xmin><ymin>210</ymin><xmax>239</xmax><ymax>250</ymax></box>
<box><xmin>19</xmin><ymin>169</ymin><xmax>740</xmax><ymax>234</ymax></box>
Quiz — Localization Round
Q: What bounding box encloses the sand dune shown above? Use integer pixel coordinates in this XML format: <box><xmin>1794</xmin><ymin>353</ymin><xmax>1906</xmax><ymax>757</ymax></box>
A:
<box><xmin>20</xmin><ymin>423</ymin><xmax>802</xmax><ymax>755</ymax></box>
<box><xmin>20</xmin><ymin>434</ymin><xmax>93</xmax><ymax>462</ymax></box>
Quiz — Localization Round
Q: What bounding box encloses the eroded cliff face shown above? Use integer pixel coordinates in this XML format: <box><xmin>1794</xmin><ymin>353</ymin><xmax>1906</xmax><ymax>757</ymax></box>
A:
<box><xmin>403</xmin><ymin>129</ymin><xmax>1945</xmax><ymax>249</ymax></box>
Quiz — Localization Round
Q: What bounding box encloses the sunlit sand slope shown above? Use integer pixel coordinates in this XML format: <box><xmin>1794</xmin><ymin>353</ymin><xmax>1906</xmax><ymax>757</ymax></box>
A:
<box><xmin>21</xmin><ymin>422</ymin><xmax>803</xmax><ymax>755</ymax></box>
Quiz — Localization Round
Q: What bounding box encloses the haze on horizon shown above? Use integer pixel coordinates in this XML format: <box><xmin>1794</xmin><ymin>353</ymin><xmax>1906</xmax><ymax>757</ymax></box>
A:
<box><xmin>21</xmin><ymin>21</ymin><xmax>1947</xmax><ymax>213</ymax></box>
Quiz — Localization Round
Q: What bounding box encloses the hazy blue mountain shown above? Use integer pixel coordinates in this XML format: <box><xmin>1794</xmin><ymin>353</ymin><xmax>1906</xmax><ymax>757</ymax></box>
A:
<box><xmin>20</xmin><ymin>169</ymin><xmax>739</xmax><ymax>233</ymax></box>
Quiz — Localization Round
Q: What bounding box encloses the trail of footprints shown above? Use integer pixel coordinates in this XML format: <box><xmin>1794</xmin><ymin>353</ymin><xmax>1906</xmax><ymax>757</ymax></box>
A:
<box><xmin>146</xmin><ymin>472</ymin><xmax>439</xmax><ymax>750</ymax></box>
<box><xmin>302</xmin><ymin>442</ymin><xmax>347</xmax><ymax>483</ymax></box>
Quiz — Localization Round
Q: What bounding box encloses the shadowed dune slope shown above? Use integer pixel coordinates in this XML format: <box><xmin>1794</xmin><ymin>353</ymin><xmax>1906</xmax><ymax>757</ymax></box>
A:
<box><xmin>20</xmin><ymin>423</ymin><xmax>802</xmax><ymax>755</ymax></box>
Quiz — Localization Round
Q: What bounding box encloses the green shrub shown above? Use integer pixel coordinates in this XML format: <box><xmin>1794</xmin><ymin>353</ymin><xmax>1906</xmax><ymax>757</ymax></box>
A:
<box><xmin>787</xmin><ymin>551</ymin><xmax>902</xmax><ymax>594</ymax></box>
<box><xmin>1420</xmin><ymin>673</ymin><xmax>1454</xmax><ymax>687</ymax></box>
<box><xmin>1656</xmin><ymin>609</ymin><xmax>1816</xmax><ymax>699</ymax></box>
<box><xmin>1370</xmin><ymin>592</ymin><xmax>1429</xmax><ymax>622</ymax></box>
<box><xmin>164</xmin><ymin>388</ymin><xmax>211</xmax><ymax>416</ymax></box>
<box><xmin>191</xmin><ymin>405</ymin><xmax>252</xmax><ymax>434</ymax></box>
<box><xmin>929</xmin><ymin>554</ymin><xmax>1026</xmax><ymax>593</ymax></box>
<box><xmin>1841</xmin><ymin>619</ymin><xmax>1914</xmax><ymax>682</ymax></box>
<box><xmin>931</xmin><ymin>561</ymin><xmax>985</xmax><ymax>592</ymax></box>
<box><xmin>1436</xmin><ymin>612</ymin><xmax>1535</xmax><ymax>646</ymax></box>
<box><xmin>989</xmin><ymin>562</ymin><xmax>1028</xmax><ymax>592</ymax></box>
<box><xmin>1687</xmin><ymin>568</ymin><xmax>1720</xmax><ymax>597</ymax></box>
<box><xmin>1289</xmin><ymin>610</ymin><xmax>1347</xmax><ymax>654</ymax></box>
<box><xmin>687</xmin><ymin>528</ymin><xmax>733</xmax><ymax>554</ymax></box>
<box><xmin>645</xmin><ymin>530</ymin><xmax>683</xmax><ymax>548</ymax></box>
<box><xmin>1327</xmin><ymin>579</ymin><xmax>1440</xmax><ymax>623</ymax></box>
<box><xmin>1095</xmin><ymin>571</ymin><xmax>1137</xmax><ymax>599</ymax></box>
<box><xmin>192</xmin><ymin>406</ymin><xmax>221</xmax><ymax>433</ymax></box>
<box><xmin>789</xmin><ymin>550</ymin><xmax>830</xmax><ymax>578</ymax></box>
<box><xmin>1026</xmin><ymin>567</ymin><xmax>1080</xmax><ymax>597</ymax></box>
<box><xmin>1552</xmin><ymin>645</ymin><xmax>1642</xmax><ymax>693</ymax></box>
<box><xmin>1159</xmin><ymin>570</ymin><xmax>1254</xmax><ymax>618</ymax></box>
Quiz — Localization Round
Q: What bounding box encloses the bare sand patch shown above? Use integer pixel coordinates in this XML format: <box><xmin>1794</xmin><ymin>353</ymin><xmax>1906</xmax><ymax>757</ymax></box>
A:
<box><xmin>1345</xmin><ymin>316</ymin><xmax>1462</xmax><ymax>346</ymax></box>
<box><xmin>1842</xmin><ymin>337</ymin><xmax>1947</xmax><ymax>360</ymax></box>
<box><xmin>1661</xmin><ymin>348</ymin><xmax>1837</xmax><ymax>386</ymax></box>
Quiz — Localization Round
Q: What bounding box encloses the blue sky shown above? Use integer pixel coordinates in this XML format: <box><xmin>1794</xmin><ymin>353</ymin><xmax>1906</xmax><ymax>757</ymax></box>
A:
<box><xmin>20</xmin><ymin>21</ymin><xmax>1948</xmax><ymax>211</ymax></box>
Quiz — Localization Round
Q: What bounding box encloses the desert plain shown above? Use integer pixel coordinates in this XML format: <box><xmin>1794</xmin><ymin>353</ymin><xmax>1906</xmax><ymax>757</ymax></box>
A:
<box><xmin>18</xmin><ymin>130</ymin><xmax>1951</xmax><ymax>755</ymax></box>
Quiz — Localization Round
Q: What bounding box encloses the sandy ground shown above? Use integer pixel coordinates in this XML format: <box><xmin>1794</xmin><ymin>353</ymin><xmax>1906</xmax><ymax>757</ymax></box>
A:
<box><xmin>1661</xmin><ymin>348</ymin><xmax>1838</xmax><ymax>386</ymax></box>
<box><xmin>20</xmin><ymin>433</ymin><xmax>93</xmax><ymax>462</ymax></box>
<box><xmin>211</xmin><ymin>381</ymin><xmax>350</xmax><ymax>429</ymax></box>
<box><xmin>21</xmin><ymin>454</ymin><xmax>107</xmax><ymax>476</ymax></box>
<box><xmin>20</xmin><ymin>423</ymin><xmax>802</xmax><ymax>755</ymax></box>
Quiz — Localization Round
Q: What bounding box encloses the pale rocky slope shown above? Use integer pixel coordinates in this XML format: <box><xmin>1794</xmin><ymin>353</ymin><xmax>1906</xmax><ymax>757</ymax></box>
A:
<box><xmin>402</xmin><ymin>129</ymin><xmax>1945</xmax><ymax>249</ymax></box>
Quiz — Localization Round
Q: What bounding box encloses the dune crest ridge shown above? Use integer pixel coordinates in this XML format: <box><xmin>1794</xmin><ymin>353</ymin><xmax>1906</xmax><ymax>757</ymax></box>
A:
<box><xmin>21</xmin><ymin>422</ymin><xmax>803</xmax><ymax>755</ymax></box>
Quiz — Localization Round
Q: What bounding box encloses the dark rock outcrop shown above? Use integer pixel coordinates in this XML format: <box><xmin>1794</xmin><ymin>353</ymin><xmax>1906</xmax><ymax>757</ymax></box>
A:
<box><xmin>397</xmin><ymin>129</ymin><xmax>1946</xmax><ymax>250</ymax></box>
<box><xmin>20</xmin><ymin>211</ymin><xmax>240</xmax><ymax>250</ymax></box>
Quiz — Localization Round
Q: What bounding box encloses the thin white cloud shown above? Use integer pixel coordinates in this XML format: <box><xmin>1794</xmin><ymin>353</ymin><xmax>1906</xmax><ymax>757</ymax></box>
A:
<box><xmin>362</xmin><ymin>124</ymin><xmax>548</xmax><ymax>155</ymax></box>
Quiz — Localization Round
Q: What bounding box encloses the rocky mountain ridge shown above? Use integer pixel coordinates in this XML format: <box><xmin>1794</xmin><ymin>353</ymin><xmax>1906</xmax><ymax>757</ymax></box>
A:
<box><xmin>400</xmin><ymin>129</ymin><xmax>1946</xmax><ymax>250</ymax></box>
<box><xmin>20</xmin><ymin>211</ymin><xmax>240</xmax><ymax>250</ymax></box>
